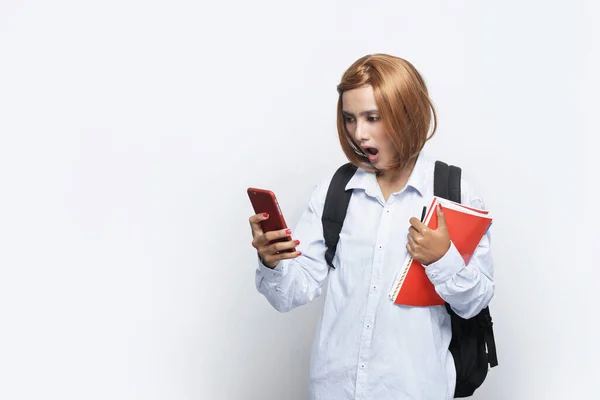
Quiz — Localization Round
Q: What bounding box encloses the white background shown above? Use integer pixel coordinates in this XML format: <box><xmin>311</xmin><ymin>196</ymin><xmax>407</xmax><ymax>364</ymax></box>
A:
<box><xmin>1</xmin><ymin>1</ymin><xmax>598</xmax><ymax>399</ymax></box>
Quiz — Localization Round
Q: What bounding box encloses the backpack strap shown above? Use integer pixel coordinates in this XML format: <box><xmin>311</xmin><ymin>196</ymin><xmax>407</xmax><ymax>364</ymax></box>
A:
<box><xmin>322</xmin><ymin>163</ymin><xmax>357</xmax><ymax>269</ymax></box>
<box><xmin>434</xmin><ymin>161</ymin><xmax>450</xmax><ymax>200</ymax></box>
<box><xmin>436</xmin><ymin>160</ymin><xmax>499</xmax><ymax>397</ymax></box>
<box><xmin>434</xmin><ymin>160</ymin><xmax>462</xmax><ymax>203</ymax></box>
<box><xmin>438</xmin><ymin>160</ymin><xmax>499</xmax><ymax>368</ymax></box>
<box><xmin>478</xmin><ymin>307</ymin><xmax>499</xmax><ymax>367</ymax></box>
<box><xmin>448</xmin><ymin>165</ymin><xmax>462</xmax><ymax>203</ymax></box>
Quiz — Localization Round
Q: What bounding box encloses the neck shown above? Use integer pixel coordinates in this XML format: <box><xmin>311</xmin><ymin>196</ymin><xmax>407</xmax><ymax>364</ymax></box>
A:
<box><xmin>376</xmin><ymin>157</ymin><xmax>417</xmax><ymax>187</ymax></box>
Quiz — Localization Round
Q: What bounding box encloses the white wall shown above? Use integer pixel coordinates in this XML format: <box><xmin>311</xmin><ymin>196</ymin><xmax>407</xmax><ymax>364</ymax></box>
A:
<box><xmin>1</xmin><ymin>1</ymin><xmax>598</xmax><ymax>399</ymax></box>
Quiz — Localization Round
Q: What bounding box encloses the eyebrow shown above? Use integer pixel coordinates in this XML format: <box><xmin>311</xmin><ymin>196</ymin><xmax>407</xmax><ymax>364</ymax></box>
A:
<box><xmin>342</xmin><ymin>109</ymin><xmax>379</xmax><ymax>117</ymax></box>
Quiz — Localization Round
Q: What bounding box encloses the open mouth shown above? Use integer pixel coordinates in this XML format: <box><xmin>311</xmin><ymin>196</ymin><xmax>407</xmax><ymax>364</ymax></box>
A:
<box><xmin>362</xmin><ymin>146</ymin><xmax>380</xmax><ymax>162</ymax></box>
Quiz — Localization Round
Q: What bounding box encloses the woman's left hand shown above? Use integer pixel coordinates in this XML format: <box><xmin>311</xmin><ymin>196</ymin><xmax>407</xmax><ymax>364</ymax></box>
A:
<box><xmin>407</xmin><ymin>204</ymin><xmax>451</xmax><ymax>265</ymax></box>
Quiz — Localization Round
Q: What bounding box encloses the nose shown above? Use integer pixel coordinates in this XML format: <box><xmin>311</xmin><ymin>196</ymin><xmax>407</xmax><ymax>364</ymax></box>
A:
<box><xmin>354</xmin><ymin>120</ymin><xmax>369</xmax><ymax>142</ymax></box>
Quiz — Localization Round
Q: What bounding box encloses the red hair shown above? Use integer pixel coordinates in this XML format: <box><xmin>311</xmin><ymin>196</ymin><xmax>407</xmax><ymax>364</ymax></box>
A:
<box><xmin>336</xmin><ymin>54</ymin><xmax>437</xmax><ymax>172</ymax></box>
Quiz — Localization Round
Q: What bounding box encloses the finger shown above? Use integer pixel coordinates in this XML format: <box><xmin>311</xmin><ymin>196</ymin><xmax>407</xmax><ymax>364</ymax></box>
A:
<box><xmin>409</xmin><ymin>226</ymin><xmax>420</xmax><ymax>239</ymax></box>
<box><xmin>264</xmin><ymin>228</ymin><xmax>293</xmax><ymax>242</ymax></box>
<box><xmin>407</xmin><ymin>231</ymin><xmax>419</xmax><ymax>248</ymax></box>
<box><xmin>409</xmin><ymin>217</ymin><xmax>426</xmax><ymax>233</ymax></box>
<box><xmin>261</xmin><ymin>238</ymin><xmax>300</xmax><ymax>263</ymax></box>
<box><xmin>252</xmin><ymin>235</ymin><xmax>267</xmax><ymax>250</ymax></box>
<box><xmin>271</xmin><ymin>239</ymin><xmax>300</xmax><ymax>253</ymax></box>
<box><xmin>409</xmin><ymin>227</ymin><xmax>427</xmax><ymax>247</ymax></box>
<box><xmin>249</xmin><ymin>213</ymin><xmax>269</xmax><ymax>237</ymax></box>
<box><xmin>254</xmin><ymin>228</ymin><xmax>293</xmax><ymax>251</ymax></box>
<box><xmin>406</xmin><ymin>242</ymin><xmax>415</xmax><ymax>257</ymax></box>
<box><xmin>436</xmin><ymin>204</ymin><xmax>448</xmax><ymax>231</ymax></box>
<box><xmin>263</xmin><ymin>249</ymin><xmax>302</xmax><ymax>266</ymax></box>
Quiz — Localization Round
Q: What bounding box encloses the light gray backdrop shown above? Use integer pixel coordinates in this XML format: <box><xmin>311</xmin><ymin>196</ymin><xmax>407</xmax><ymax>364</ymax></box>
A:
<box><xmin>1</xmin><ymin>0</ymin><xmax>598</xmax><ymax>399</ymax></box>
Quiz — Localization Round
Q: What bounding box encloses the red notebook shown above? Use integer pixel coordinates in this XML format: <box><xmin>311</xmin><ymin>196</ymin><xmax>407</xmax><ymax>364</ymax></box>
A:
<box><xmin>389</xmin><ymin>196</ymin><xmax>493</xmax><ymax>307</ymax></box>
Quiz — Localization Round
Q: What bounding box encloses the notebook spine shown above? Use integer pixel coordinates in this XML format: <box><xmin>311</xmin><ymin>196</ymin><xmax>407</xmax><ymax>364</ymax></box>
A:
<box><xmin>389</xmin><ymin>258</ymin><xmax>412</xmax><ymax>301</ymax></box>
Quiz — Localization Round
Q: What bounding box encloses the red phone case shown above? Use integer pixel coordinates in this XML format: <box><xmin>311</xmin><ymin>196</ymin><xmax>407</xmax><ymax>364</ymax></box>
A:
<box><xmin>247</xmin><ymin>187</ymin><xmax>296</xmax><ymax>253</ymax></box>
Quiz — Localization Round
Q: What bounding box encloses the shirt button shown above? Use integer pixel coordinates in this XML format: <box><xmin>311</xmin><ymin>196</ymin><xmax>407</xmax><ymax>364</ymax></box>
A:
<box><xmin>366</xmin><ymin>324</ymin><xmax>371</xmax><ymax>329</ymax></box>
<box><xmin>361</xmin><ymin>364</ymin><xmax>365</xmax><ymax>369</ymax></box>
<box><xmin>372</xmin><ymin>285</ymin><xmax>377</xmax><ymax>291</ymax></box>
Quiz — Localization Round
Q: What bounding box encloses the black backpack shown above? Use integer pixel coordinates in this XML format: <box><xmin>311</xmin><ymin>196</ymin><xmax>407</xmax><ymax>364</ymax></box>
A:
<box><xmin>321</xmin><ymin>161</ymin><xmax>498</xmax><ymax>398</ymax></box>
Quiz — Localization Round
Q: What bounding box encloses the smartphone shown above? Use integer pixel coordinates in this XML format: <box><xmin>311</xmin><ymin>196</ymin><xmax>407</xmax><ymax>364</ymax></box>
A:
<box><xmin>247</xmin><ymin>187</ymin><xmax>296</xmax><ymax>253</ymax></box>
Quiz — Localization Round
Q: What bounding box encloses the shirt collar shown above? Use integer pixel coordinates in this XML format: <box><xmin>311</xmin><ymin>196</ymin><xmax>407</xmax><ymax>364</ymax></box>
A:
<box><xmin>345</xmin><ymin>151</ymin><xmax>429</xmax><ymax>197</ymax></box>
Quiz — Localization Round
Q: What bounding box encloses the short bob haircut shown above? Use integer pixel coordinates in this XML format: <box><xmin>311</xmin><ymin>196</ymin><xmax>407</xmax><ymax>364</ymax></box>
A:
<box><xmin>336</xmin><ymin>54</ymin><xmax>437</xmax><ymax>173</ymax></box>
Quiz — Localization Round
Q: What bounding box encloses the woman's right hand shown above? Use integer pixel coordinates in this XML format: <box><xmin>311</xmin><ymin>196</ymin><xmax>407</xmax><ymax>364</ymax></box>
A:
<box><xmin>249</xmin><ymin>213</ymin><xmax>301</xmax><ymax>269</ymax></box>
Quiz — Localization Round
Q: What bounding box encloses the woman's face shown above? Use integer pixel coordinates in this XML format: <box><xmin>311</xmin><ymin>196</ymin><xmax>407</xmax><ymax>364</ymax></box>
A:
<box><xmin>342</xmin><ymin>85</ymin><xmax>395</xmax><ymax>171</ymax></box>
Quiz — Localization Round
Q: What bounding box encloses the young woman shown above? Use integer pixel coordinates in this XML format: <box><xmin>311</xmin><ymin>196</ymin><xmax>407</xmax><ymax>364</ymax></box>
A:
<box><xmin>248</xmin><ymin>54</ymin><xmax>495</xmax><ymax>400</ymax></box>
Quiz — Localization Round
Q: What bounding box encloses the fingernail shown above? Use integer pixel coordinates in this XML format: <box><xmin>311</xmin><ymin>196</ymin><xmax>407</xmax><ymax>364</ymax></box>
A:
<box><xmin>295</xmin><ymin>240</ymin><xmax>300</xmax><ymax>245</ymax></box>
<box><xmin>263</xmin><ymin>213</ymin><xmax>269</xmax><ymax>218</ymax></box>
<box><xmin>438</xmin><ymin>204</ymin><xmax>443</xmax><ymax>211</ymax></box>
<box><xmin>285</xmin><ymin>229</ymin><xmax>292</xmax><ymax>234</ymax></box>
<box><xmin>297</xmin><ymin>251</ymin><xmax>302</xmax><ymax>255</ymax></box>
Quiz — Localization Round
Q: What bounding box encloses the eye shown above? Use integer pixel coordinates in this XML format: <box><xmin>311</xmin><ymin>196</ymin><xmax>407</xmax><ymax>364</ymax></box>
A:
<box><xmin>367</xmin><ymin>115</ymin><xmax>380</xmax><ymax>122</ymax></box>
<box><xmin>344</xmin><ymin>116</ymin><xmax>355</xmax><ymax>123</ymax></box>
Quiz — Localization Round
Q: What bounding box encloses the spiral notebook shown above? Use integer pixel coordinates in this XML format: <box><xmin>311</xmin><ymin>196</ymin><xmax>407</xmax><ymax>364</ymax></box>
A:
<box><xmin>389</xmin><ymin>196</ymin><xmax>493</xmax><ymax>307</ymax></box>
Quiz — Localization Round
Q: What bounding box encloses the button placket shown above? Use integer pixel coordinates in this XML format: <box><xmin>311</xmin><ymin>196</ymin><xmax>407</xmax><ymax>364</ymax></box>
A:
<box><xmin>355</xmin><ymin>205</ymin><xmax>394</xmax><ymax>397</ymax></box>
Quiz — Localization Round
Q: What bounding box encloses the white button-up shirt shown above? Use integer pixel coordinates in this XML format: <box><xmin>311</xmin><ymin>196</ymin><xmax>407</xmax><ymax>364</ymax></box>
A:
<box><xmin>255</xmin><ymin>152</ymin><xmax>495</xmax><ymax>400</ymax></box>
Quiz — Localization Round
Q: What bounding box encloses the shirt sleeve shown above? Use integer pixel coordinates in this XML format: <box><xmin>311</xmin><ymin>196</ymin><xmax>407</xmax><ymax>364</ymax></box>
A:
<box><xmin>254</xmin><ymin>178</ymin><xmax>331</xmax><ymax>313</ymax></box>
<box><xmin>423</xmin><ymin>192</ymin><xmax>495</xmax><ymax>319</ymax></box>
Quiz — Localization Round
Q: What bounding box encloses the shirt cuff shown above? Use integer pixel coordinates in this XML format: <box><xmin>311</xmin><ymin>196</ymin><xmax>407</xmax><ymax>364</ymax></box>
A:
<box><xmin>424</xmin><ymin>241</ymin><xmax>465</xmax><ymax>286</ymax></box>
<box><xmin>257</xmin><ymin>254</ymin><xmax>288</xmax><ymax>283</ymax></box>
